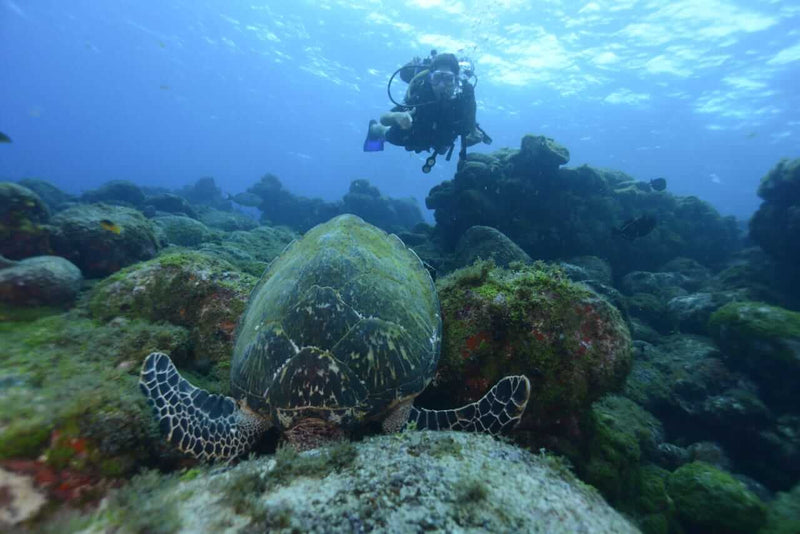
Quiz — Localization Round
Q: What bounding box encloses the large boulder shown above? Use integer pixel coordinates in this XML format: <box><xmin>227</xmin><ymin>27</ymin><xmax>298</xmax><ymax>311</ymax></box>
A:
<box><xmin>0</xmin><ymin>182</ymin><xmax>51</xmax><ymax>260</ymax></box>
<box><xmin>68</xmin><ymin>432</ymin><xmax>639</xmax><ymax>533</ymax></box>
<box><xmin>81</xmin><ymin>180</ymin><xmax>146</xmax><ymax>208</ymax></box>
<box><xmin>341</xmin><ymin>179</ymin><xmax>423</xmax><ymax>232</ymax></box>
<box><xmin>452</xmin><ymin>225</ymin><xmax>531</xmax><ymax>269</ymax></box>
<box><xmin>709</xmin><ymin>301</ymin><xmax>800</xmax><ymax>412</ymax></box>
<box><xmin>17</xmin><ymin>178</ymin><xmax>74</xmax><ymax>213</ymax></box>
<box><xmin>419</xmin><ymin>261</ymin><xmax>632</xmax><ymax>452</ymax></box>
<box><xmin>50</xmin><ymin>204</ymin><xmax>160</xmax><ymax>278</ymax></box>
<box><xmin>153</xmin><ymin>215</ymin><xmax>214</xmax><ymax>247</ymax></box>
<box><xmin>87</xmin><ymin>251</ymin><xmax>257</xmax><ymax>368</ymax></box>
<box><xmin>426</xmin><ymin>137</ymin><xmax>742</xmax><ymax>275</ymax></box>
<box><xmin>195</xmin><ymin>206</ymin><xmax>257</xmax><ymax>232</ymax></box>
<box><xmin>143</xmin><ymin>193</ymin><xmax>198</xmax><ymax>219</ymax></box>
<box><xmin>667</xmin><ymin>462</ymin><xmax>767</xmax><ymax>534</ymax></box>
<box><xmin>0</xmin><ymin>256</ymin><xmax>82</xmax><ymax>308</ymax></box>
<box><xmin>176</xmin><ymin>177</ymin><xmax>232</xmax><ymax>211</ymax></box>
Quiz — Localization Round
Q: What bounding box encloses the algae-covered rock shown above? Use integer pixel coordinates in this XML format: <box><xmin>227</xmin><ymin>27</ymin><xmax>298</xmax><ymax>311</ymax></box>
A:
<box><xmin>144</xmin><ymin>193</ymin><xmax>198</xmax><ymax>219</ymax></box>
<box><xmin>762</xmin><ymin>483</ymin><xmax>800</xmax><ymax>534</ymax></box>
<box><xmin>88</xmin><ymin>251</ymin><xmax>257</xmax><ymax>367</ymax></box>
<box><xmin>76</xmin><ymin>432</ymin><xmax>639</xmax><ymax>533</ymax></box>
<box><xmin>422</xmin><ymin>261</ymin><xmax>631</xmax><ymax>451</ymax></box>
<box><xmin>81</xmin><ymin>179</ymin><xmax>146</xmax><ymax>208</ymax></box>
<box><xmin>0</xmin><ymin>181</ymin><xmax>52</xmax><ymax>260</ymax></box>
<box><xmin>514</xmin><ymin>134</ymin><xmax>570</xmax><ymax>175</ymax></box>
<box><xmin>582</xmin><ymin>395</ymin><xmax>664</xmax><ymax>506</ymax></box>
<box><xmin>153</xmin><ymin>215</ymin><xmax>215</xmax><ymax>247</ymax></box>
<box><xmin>199</xmin><ymin>225</ymin><xmax>298</xmax><ymax>276</ymax></box>
<box><xmin>452</xmin><ymin>225</ymin><xmax>531</xmax><ymax>269</ymax></box>
<box><xmin>50</xmin><ymin>203</ymin><xmax>160</xmax><ymax>278</ymax></box>
<box><xmin>709</xmin><ymin>301</ymin><xmax>800</xmax><ymax>411</ymax></box>
<box><xmin>195</xmin><ymin>205</ymin><xmax>258</xmax><ymax>231</ymax></box>
<box><xmin>0</xmin><ymin>312</ymin><xmax>190</xmax><ymax>479</ymax></box>
<box><xmin>667</xmin><ymin>461</ymin><xmax>767</xmax><ymax>533</ymax></box>
<box><xmin>0</xmin><ymin>255</ymin><xmax>82</xmax><ymax>308</ymax></box>
<box><xmin>17</xmin><ymin>178</ymin><xmax>75</xmax><ymax>213</ymax></box>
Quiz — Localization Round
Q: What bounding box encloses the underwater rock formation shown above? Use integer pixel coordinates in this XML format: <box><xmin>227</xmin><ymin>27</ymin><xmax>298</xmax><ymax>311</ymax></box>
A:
<box><xmin>143</xmin><ymin>192</ymin><xmax>198</xmax><ymax>219</ymax></box>
<box><xmin>0</xmin><ymin>182</ymin><xmax>52</xmax><ymax>260</ymax></box>
<box><xmin>88</xmin><ymin>251</ymin><xmax>257</xmax><ymax>368</ymax></box>
<box><xmin>81</xmin><ymin>179</ymin><xmax>146</xmax><ymax>208</ymax></box>
<box><xmin>0</xmin><ymin>255</ymin><xmax>82</xmax><ymax>308</ymax></box>
<box><xmin>452</xmin><ymin>225</ymin><xmax>531</xmax><ymax>269</ymax></box>
<box><xmin>709</xmin><ymin>301</ymin><xmax>800</xmax><ymax>413</ymax></box>
<box><xmin>71</xmin><ymin>432</ymin><xmax>639</xmax><ymax>533</ymax></box>
<box><xmin>195</xmin><ymin>205</ymin><xmax>257</xmax><ymax>232</ymax></box>
<box><xmin>425</xmin><ymin>135</ymin><xmax>741</xmax><ymax>277</ymax></box>
<box><xmin>50</xmin><ymin>203</ymin><xmax>160</xmax><ymax>278</ymax></box>
<box><xmin>341</xmin><ymin>178</ymin><xmax>424</xmax><ymax>231</ymax></box>
<box><xmin>176</xmin><ymin>176</ymin><xmax>233</xmax><ymax>211</ymax></box>
<box><xmin>667</xmin><ymin>461</ymin><xmax>767</xmax><ymax>534</ymax></box>
<box><xmin>233</xmin><ymin>174</ymin><xmax>422</xmax><ymax>233</ymax></box>
<box><xmin>420</xmin><ymin>261</ymin><xmax>631</xmax><ymax>453</ymax></box>
<box><xmin>0</xmin><ymin>312</ymin><xmax>191</xmax><ymax>500</ymax></box>
<box><xmin>152</xmin><ymin>215</ymin><xmax>215</xmax><ymax>247</ymax></box>
<box><xmin>749</xmin><ymin>158</ymin><xmax>800</xmax><ymax>307</ymax></box>
<box><xmin>17</xmin><ymin>178</ymin><xmax>74</xmax><ymax>213</ymax></box>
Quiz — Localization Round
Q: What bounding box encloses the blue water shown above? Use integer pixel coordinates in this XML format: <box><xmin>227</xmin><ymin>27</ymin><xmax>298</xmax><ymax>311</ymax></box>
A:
<box><xmin>1</xmin><ymin>0</ymin><xmax>798</xmax><ymax>221</ymax></box>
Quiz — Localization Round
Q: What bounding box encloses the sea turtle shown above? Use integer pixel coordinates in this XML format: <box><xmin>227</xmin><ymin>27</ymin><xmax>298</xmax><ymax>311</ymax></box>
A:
<box><xmin>140</xmin><ymin>214</ymin><xmax>530</xmax><ymax>461</ymax></box>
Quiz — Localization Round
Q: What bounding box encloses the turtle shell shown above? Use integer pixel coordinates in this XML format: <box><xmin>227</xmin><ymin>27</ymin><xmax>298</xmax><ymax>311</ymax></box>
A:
<box><xmin>230</xmin><ymin>214</ymin><xmax>441</xmax><ymax>431</ymax></box>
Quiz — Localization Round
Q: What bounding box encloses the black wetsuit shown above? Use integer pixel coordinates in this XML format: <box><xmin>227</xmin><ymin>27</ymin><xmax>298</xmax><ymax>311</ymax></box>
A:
<box><xmin>385</xmin><ymin>70</ymin><xmax>477</xmax><ymax>154</ymax></box>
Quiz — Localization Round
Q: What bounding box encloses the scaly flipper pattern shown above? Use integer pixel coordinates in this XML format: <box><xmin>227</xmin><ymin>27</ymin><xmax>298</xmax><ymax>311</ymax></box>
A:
<box><xmin>408</xmin><ymin>375</ymin><xmax>531</xmax><ymax>435</ymax></box>
<box><xmin>139</xmin><ymin>352</ymin><xmax>269</xmax><ymax>462</ymax></box>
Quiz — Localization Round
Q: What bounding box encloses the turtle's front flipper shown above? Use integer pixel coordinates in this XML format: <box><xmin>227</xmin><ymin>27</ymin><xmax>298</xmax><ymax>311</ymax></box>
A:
<box><xmin>139</xmin><ymin>352</ymin><xmax>269</xmax><ymax>462</ymax></box>
<box><xmin>409</xmin><ymin>375</ymin><xmax>531</xmax><ymax>435</ymax></box>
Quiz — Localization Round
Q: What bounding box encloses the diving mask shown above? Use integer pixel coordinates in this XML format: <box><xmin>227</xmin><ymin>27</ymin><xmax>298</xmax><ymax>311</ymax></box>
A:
<box><xmin>430</xmin><ymin>70</ymin><xmax>456</xmax><ymax>86</ymax></box>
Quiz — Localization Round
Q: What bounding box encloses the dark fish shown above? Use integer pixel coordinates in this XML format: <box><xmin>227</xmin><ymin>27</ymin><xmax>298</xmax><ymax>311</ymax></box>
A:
<box><xmin>0</xmin><ymin>132</ymin><xmax>11</xmax><ymax>143</ymax></box>
<box><xmin>649</xmin><ymin>177</ymin><xmax>667</xmax><ymax>191</ymax></box>
<box><xmin>99</xmin><ymin>219</ymin><xmax>122</xmax><ymax>234</ymax></box>
<box><xmin>613</xmin><ymin>215</ymin><xmax>657</xmax><ymax>240</ymax></box>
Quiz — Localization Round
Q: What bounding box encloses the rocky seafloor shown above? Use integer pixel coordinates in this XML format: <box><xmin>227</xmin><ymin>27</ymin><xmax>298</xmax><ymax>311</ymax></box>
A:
<box><xmin>1</xmin><ymin>134</ymin><xmax>799</xmax><ymax>533</ymax></box>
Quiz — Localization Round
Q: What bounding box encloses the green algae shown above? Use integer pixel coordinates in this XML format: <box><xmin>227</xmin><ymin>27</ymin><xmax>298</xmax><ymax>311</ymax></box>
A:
<box><xmin>0</xmin><ymin>311</ymin><xmax>190</xmax><ymax>472</ymax></box>
<box><xmin>430</xmin><ymin>259</ymin><xmax>631</xmax><ymax>442</ymax></box>
<box><xmin>667</xmin><ymin>461</ymin><xmax>767</xmax><ymax>534</ymax></box>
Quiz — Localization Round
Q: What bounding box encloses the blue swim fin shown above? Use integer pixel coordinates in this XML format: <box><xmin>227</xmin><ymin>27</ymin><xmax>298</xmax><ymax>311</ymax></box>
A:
<box><xmin>363</xmin><ymin>120</ymin><xmax>384</xmax><ymax>152</ymax></box>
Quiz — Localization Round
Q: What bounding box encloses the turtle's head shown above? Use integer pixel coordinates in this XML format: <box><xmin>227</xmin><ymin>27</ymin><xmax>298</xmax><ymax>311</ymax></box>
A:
<box><xmin>283</xmin><ymin>418</ymin><xmax>345</xmax><ymax>451</ymax></box>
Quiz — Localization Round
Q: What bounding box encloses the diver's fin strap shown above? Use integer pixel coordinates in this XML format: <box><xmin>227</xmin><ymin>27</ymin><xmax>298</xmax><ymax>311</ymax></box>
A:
<box><xmin>407</xmin><ymin>375</ymin><xmax>531</xmax><ymax>435</ymax></box>
<box><xmin>139</xmin><ymin>352</ymin><xmax>269</xmax><ymax>462</ymax></box>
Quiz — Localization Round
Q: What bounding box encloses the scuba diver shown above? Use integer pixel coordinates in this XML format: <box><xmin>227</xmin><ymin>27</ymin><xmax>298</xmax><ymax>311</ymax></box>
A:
<box><xmin>363</xmin><ymin>50</ymin><xmax>492</xmax><ymax>173</ymax></box>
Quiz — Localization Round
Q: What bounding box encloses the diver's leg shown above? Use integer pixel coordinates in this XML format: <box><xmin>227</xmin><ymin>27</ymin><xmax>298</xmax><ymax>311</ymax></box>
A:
<box><xmin>380</xmin><ymin>111</ymin><xmax>413</xmax><ymax>129</ymax></box>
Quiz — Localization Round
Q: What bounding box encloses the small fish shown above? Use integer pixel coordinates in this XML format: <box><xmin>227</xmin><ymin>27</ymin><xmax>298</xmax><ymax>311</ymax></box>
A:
<box><xmin>649</xmin><ymin>177</ymin><xmax>667</xmax><ymax>191</ymax></box>
<box><xmin>613</xmin><ymin>215</ymin><xmax>657</xmax><ymax>241</ymax></box>
<box><xmin>0</xmin><ymin>132</ymin><xmax>11</xmax><ymax>143</ymax></box>
<box><xmin>99</xmin><ymin>219</ymin><xmax>122</xmax><ymax>234</ymax></box>
<box><xmin>159</xmin><ymin>84</ymin><xmax>170</xmax><ymax>91</ymax></box>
